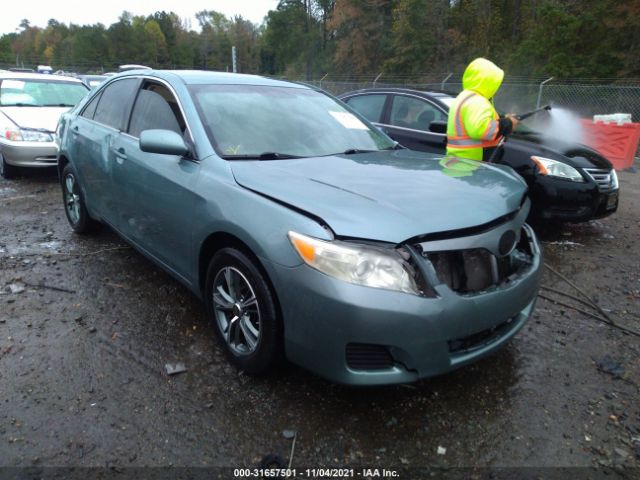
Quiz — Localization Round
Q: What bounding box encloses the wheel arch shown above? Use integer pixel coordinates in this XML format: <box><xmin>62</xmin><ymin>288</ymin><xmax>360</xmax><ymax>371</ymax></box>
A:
<box><xmin>57</xmin><ymin>154</ymin><xmax>69</xmax><ymax>179</ymax></box>
<box><xmin>198</xmin><ymin>232</ymin><xmax>283</xmax><ymax>321</ymax></box>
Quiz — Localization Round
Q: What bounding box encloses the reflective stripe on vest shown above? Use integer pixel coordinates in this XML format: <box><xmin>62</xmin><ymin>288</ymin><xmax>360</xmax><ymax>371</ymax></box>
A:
<box><xmin>448</xmin><ymin>92</ymin><xmax>501</xmax><ymax>149</ymax></box>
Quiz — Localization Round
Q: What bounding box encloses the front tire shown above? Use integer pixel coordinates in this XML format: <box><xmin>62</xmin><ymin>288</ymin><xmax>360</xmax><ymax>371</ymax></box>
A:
<box><xmin>61</xmin><ymin>164</ymin><xmax>99</xmax><ymax>234</ymax></box>
<box><xmin>205</xmin><ymin>248</ymin><xmax>282</xmax><ymax>374</ymax></box>
<box><xmin>0</xmin><ymin>154</ymin><xmax>18</xmax><ymax>179</ymax></box>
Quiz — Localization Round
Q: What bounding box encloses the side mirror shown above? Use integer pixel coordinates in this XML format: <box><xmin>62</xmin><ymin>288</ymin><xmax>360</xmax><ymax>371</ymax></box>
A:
<box><xmin>139</xmin><ymin>129</ymin><xmax>188</xmax><ymax>157</ymax></box>
<box><xmin>429</xmin><ymin>121</ymin><xmax>447</xmax><ymax>134</ymax></box>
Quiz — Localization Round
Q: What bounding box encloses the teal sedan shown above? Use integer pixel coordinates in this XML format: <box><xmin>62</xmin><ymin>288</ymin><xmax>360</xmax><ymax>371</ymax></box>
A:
<box><xmin>56</xmin><ymin>70</ymin><xmax>541</xmax><ymax>385</ymax></box>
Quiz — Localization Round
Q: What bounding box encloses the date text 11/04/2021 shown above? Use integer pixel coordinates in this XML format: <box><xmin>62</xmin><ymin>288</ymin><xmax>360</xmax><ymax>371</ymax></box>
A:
<box><xmin>233</xmin><ymin>468</ymin><xmax>400</xmax><ymax>478</ymax></box>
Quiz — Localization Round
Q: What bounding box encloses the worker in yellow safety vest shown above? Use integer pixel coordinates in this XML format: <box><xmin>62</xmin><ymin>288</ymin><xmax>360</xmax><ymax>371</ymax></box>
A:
<box><xmin>446</xmin><ymin>58</ymin><xmax>519</xmax><ymax>161</ymax></box>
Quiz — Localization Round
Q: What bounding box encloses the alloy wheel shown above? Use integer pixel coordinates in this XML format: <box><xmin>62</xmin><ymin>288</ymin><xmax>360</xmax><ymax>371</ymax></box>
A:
<box><xmin>64</xmin><ymin>173</ymin><xmax>81</xmax><ymax>225</ymax></box>
<box><xmin>212</xmin><ymin>266</ymin><xmax>261</xmax><ymax>355</ymax></box>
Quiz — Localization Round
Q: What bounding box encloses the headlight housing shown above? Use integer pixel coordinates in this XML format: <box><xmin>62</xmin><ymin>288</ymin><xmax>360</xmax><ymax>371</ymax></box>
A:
<box><xmin>531</xmin><ymin>156</ymin><xmax>584</xmax><ymax>182</ymax></box>
<box><xmin>288</xmin><ymin>231</ymin><xmax>422</xmax><ymax>295</ymax></box>
<box><xmin>610</xmin><ymin>169</ymin><xmax>619</xmax><ymax>189</ymax></box>
<box><xmin>3</xmin><ymin>127</ymin><xmax>53</xmax><ymax>142</ymax></box>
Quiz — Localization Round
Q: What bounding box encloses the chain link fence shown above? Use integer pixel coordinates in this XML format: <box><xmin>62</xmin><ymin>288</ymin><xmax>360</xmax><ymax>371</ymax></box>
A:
<box><xmin>539</xmin><ymin>84</ymin><xmax>640</xmax><ymax>121</ymax></box>
<box><xmin>3</xmin><ymin>62</ymin><xmax>639</xmax><ymax>121</ymax></box>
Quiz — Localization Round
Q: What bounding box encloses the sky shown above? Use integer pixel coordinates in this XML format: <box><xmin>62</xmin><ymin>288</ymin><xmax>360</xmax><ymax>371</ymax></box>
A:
<box><xmin>0</xmin><ymin>0</ymin><xmax>281</xmax><ymax>35</ymax></box>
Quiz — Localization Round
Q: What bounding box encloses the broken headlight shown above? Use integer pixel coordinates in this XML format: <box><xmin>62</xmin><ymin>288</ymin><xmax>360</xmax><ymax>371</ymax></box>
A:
<box><xmin>288</xmin><ymin>231</ymin><xmax>421</xmax><ymax>295</ymax></box>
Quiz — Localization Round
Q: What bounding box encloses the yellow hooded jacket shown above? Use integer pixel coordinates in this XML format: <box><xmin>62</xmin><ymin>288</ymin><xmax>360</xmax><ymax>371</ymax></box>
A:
<box><xmin>446</xmin><ymin>58</ymin><xmax>505</xmax><ymax>161</ymax></box>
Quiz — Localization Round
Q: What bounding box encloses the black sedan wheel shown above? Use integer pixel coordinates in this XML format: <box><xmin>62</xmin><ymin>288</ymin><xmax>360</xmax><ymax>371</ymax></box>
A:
<box><xmin>205</xmin><ymin>248</ymin><xmax>282</xmax><ymax>374</ymax></box>
<box><xmin>61</xmin><ymin>164</ymin><xmax>99</xmax><ymax>234</ymax></box>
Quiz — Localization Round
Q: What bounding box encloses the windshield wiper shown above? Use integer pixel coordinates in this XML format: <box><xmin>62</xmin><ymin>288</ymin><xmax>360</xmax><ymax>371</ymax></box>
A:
<box><xmin>0</xmin><ymin>103</ymin><xmax>41</xmax><ymax>107</ymax></box>
<box><xmin>222</xmin><ymin>152</ymin><xmax>305</xmax><ymax>160</ymax></box>
<box><xmin>341</xmin><ymin>148</ymin><xmax>378</xmax><ymax>155</ymax></box>
<box><xmin>43</xmin><ymin>103</ymin><xmax>74</xmax><ymax>107</ymax></box>
<box><xmin>341</xmin><ymin>142</ymin><xmax>405</xmax><ymax>155</ymax></box>
<box><xmin>382</xmin><ymin>141</ymin><xmax>405</xmax><ymax>150</ymax></box>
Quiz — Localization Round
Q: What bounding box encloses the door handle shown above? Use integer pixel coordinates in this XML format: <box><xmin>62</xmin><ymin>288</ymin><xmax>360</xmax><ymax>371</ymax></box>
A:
<box><xmin>114</xmin><ymin>147</ymin><xmax>127</xmax><ymax>161</ymax></box>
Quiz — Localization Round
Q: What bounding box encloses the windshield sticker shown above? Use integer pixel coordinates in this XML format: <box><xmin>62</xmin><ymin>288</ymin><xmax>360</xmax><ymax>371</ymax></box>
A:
<box><xmin>1</xmin><ymin>80</ymin><xmax>25</xmax><ymax>90</ymax></box>
<box><xmin>329</xmin><ymin>111</ymin><xmax>368</xmax><ymax>130</ymax></box>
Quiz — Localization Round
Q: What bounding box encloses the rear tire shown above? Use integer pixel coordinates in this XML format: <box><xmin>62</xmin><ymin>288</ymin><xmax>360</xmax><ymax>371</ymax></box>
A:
<box><xmin>61</xmin><ymin>164</ymin><xmax>100</xmax><ymax>234</ymax></box>
<box><xmin>0</xmin><ymin>154</ymin><xmax>18</xmax><ymax>179</ymax></box>
<box><xmin>205</xmin><ymin>247</ymin><xmax>283</xmax><ymax>374</ymax></box>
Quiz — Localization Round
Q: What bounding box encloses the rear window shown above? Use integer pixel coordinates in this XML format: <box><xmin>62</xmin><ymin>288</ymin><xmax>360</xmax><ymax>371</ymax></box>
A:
<box><xmin>0</xmin><ymin>79</ymin><xmax>88</xmax><ymax>107</ymax></box>
<box><xmin>345</xmin><ymin>94</ymin><xmax>387</xmax><ymax>123</ymax></box>
<box><xmin>81</xmin><ymin>92</ymin><xmax>102</xmax><ymax>119</ymax></box>
<box><xmin>390</xmin><ymin>95</ymin><xmax>447</xmax><ymax>131</ymax></box>
<box><xmin>93</xmin><ymin>78</ymin><xmax>138</xmax><ymax>130</ymax></box>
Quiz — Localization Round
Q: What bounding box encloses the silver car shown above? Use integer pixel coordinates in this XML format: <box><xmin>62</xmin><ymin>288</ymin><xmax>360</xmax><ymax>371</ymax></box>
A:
<box><xmin>0</xmin><ymin>72</ymin><xmax>89</xmax><ymax>178</ymax></box>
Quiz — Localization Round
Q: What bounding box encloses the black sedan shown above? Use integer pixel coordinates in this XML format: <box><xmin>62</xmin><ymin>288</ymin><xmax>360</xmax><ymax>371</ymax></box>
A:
<box><xmin>339</xmin><ymin>88</ymin><xmax>619</xmax><ymax>222</ymax></box>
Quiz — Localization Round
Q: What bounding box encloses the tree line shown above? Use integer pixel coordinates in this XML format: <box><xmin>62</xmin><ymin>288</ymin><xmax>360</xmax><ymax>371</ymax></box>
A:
<box><xmin>0</xmin><ymin>0</ymin><xmax>638</xmax><ymax>80</ymax></box>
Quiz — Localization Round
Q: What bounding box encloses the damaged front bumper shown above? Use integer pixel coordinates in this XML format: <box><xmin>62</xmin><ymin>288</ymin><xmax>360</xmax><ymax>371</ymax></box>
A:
<box><xmin>264</xmin><ymin>209</ymin><xmax>542</xmax><ymax>385</ymax></box>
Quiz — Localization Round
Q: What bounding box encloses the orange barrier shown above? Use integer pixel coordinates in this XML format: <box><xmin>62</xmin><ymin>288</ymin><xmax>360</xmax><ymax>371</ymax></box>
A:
<box><xmin>580</xmin><ymin>119</ymin><xmax>640</xmax><ymax>170</ymax></box>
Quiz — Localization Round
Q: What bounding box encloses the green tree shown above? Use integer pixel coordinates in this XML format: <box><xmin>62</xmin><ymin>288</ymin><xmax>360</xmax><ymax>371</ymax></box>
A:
<box><xmin>509</xmin><ymin>0</ymin><xmax>620</xmax><ymax>78</ymax></box>
<box><xmin>386</xmin><ymin>0</ymin><xmax>455</xmax><ymax>74</ymax></box>
<box><xmin>261</xmin><ymin>0</ymin><xmax>333</xmax><ymax>78</ymax></box>
<box><xmin>144</xmin><ymin>19</ymin><xmax>169</xmax><ymax>65</ymax></box>
<box><xmin>262</xmin><ymin>1</ymin><xmax>311</xmax><ymax>76</ymax></box>
<box><xmin>329</xmin><ymin>0</ymin><xmax>397</xmax><ymax>75</ymax></box>
<box><xmin>196</xmin><ymin>10</ymin><xmax>233</xmax><ymax>70</ymax></box>
<box><xmin>229</xmin><ymin>16</ymin><xmax>260</xmax><ymax>73</ymax></box>
<box><xmin>107</xmin><ymin>12</ymin><xmax>135</xmax><ymax>64</ymax></box>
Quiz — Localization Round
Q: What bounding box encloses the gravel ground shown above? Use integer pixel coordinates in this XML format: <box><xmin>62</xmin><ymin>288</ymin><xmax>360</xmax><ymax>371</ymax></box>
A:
<box><xmin>0</xmin><ymin>166</ymin><xmax>638</xmax><ymax>478</ymax></box>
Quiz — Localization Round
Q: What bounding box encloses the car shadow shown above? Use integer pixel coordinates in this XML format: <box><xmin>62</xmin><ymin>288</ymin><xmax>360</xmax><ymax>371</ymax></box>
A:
<box><xmin>1</xmin><ymin>166</ymin><xmax>58</xmax><ymax>183</ymax></box>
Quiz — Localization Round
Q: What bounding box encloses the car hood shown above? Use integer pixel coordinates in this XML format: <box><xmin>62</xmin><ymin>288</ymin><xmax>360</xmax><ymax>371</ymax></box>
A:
<box><xmin>231</xmin><ymin>151</ymin><xmax>527</xmax><ymax>244</ymax></box>
<box><xmin>509</xmin><ymin>131</ymin><xmax>612</xmax><ymax>169</ymax></box>
<box><xmin>0</xmin><ymin>106</ymin><xmax>70</xmax><ymax>132</ymax></box>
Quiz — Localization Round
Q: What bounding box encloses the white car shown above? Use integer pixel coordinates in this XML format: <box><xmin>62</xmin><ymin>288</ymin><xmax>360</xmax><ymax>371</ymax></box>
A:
<box><xmin>0</xmin><ymin>72</ymin><xmax>89</xmax><ymax>178</ymax></box>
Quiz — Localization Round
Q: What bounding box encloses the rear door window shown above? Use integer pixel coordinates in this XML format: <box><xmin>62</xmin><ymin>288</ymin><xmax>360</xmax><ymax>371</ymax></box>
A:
<box><xmin>93</xmin><ymin>78</ymin><xmax>138</xmax><ymax>130</ymax></box>
<box><xmin>81</xmin><ymin>92</ymin><xmax>102</xmax><ymax>119</ymax></box>
<box><xmin>390</xmin><ymin>95</ymin><xmax>447</xmax><ymax>131</ymax></box>
<box><xmin>128</xmin><ymin>82</ymin><xmax>186</xmax><ymax>138</ymax></box>
<box><xmin>344</xmin><ymin>94</ymin><xmax>387</xmax><ymax>123</ymax></box>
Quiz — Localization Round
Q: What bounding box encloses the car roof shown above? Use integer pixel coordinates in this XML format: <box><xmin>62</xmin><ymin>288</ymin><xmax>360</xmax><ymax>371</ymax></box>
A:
<box><xmin>340</xmin><ymin>87</ymin><xmax>455</xmax><ymax>99</ymax></box>
<box><xmin>115</xmin><ymin>69</ymin><xmax>311</xmax><ymax>89</ymax></box>
<box><xmin>0</xmin><ymin>72</ymin><xmax>84</xmax><ymax>83</ymax></box>
<box><xmin>118</xmin><ymin>64</ymin><xmax>152</xmax><ymax>72</ymax></box>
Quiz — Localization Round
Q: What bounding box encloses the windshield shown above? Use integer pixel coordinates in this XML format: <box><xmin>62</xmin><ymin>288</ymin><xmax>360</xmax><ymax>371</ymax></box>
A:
<box><xmin>189</xmin><ymin>84</ymin><xmax>395</xmax><ymax>158</ymax></box>
<box><xmin>0</xmin><ymin>79</ymin><xmax>88</xmax><ymax>107</ymax></box>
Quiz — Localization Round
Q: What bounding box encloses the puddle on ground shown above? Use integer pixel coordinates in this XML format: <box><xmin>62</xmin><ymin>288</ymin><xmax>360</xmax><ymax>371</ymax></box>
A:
<box><xmin>37</xmin><ymin>241</ymin><xmax>63</xmax><ymax>251</ymax></box>
<box><xmin>1</xmin><ymin>240</ymin><xmax>64</xmax><ymax>256</ymax></box>
<box><xmin>536</xmin><ymin>219</ymin><xmax>615</xmax><ymax>246</ymax></box>
<box><xmin>0</xmin><ymin>186</ymin><xmax>18</xmax><ymax>197</ymax></box>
